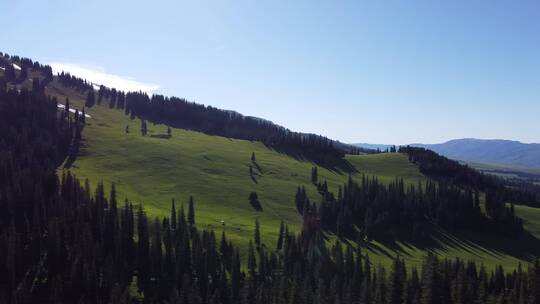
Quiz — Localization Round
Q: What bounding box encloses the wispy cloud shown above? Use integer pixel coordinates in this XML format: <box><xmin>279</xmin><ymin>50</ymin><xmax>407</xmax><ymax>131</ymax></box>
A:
<box><xmin>49</xmin><ymin>62</ymin><xmax>160</xmax><ymax>94</ymax></box>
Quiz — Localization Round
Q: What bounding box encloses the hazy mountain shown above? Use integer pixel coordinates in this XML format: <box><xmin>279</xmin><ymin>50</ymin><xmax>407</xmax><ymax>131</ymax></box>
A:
<box><xmin>413</xmin><ymin>139</ymin><xmax>540</xmax><ymax>169</ymax></box>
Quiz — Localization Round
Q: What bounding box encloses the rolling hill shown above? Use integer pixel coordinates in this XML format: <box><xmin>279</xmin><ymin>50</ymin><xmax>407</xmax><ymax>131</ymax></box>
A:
<box><xmin>355</xmin><ymin>139</ymin><xmax>540</xmax><ymax>182</ymax></box>
<box><xmin>3</xmin><ymin>53</ymin><xmax>540</xmax><ymax>271</ymax></box>
<box><xmin>354</xmin><ymin>139</ymin><xmax>540</xmax><ymax>170</ymax></box>
<box><xmin>44</xmin><ymin>78</ymin><xmax>540</xmax><ymax>270</ymax></box>
<box><xmin>45</xmin><ymin>80</ymin><xmax>426</xmax><ymax>266</ymax></box>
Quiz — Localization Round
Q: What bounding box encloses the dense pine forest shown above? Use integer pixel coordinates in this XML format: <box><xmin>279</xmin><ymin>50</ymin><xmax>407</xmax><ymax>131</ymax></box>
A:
<box><xmin>3</xmin><ymin>52</ymin><xmax>540</xmax><ymax>303</ymax></box>
<box><xmin>297</xmin><ymin>175</ymin><xmax>523</xmax><ymax>241</ymax></box>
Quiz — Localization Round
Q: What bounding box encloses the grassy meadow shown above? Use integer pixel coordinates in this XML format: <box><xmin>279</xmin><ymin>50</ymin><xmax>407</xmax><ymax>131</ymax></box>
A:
<box><xmin>45</xmin><ymin>80</ymin><xmax>540</xmax><ymax>270</ymax></box>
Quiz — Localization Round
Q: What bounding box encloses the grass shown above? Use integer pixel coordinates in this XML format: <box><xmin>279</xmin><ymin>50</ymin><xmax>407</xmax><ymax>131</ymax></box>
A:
<box><xmin>344</xmin><ymin>152</ymin><xmax>425</xmax><ymax>186</ymax></box>
<box><xmin>514</xmin><ymin>204</ymin><xmax>540</xmax><ymax>238</ymax></box>
<box><xmin>44</xmin><ymin>80</ymin><xmax>540</xmax><ymax>270</ymax></box>
<box><xmin>49</xmin><ymin>82</ymin><xmax>425</xmax><ymax>247</ymax></box>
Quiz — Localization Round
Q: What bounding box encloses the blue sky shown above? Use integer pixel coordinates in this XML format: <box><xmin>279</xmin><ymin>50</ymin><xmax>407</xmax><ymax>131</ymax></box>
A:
<box><xmin>2</xmin><ymin>0</ymin><xmax>539</xmax><ymax>144</ymax></box>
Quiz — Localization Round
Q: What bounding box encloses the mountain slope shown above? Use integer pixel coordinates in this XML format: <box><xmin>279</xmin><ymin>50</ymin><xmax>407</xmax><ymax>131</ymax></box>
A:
<box><xmin>45</xmin><ymin>80</ymin><xmax>540</xmax><ymax>270</ymax></box>
<box><xmin>3</xmin><ymin>52</ymin><xmax>540</xmax><ymax>270</ymax></box>
<box><xmin>414</xmin><ymin>138</ymin><xmax>540</xmax><ymax>169</ymax></box>
<box><xmin>48</xmin><ymin>80</ymin><xmax>427</xmax><ymax>253</ymax></box>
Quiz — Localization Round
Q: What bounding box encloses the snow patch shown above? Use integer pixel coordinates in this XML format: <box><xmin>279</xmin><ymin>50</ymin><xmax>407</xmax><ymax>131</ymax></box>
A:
<box><xmin>57</xmin><ymin>104</ymin><xmax>91</xmax><ymax>118</ymax></box>
<box><xmin>0</xmin><ymin>67</ymin><xmax>4</xmax><ymax>70</ymax></box>
<box><xmin>92</xmin><ymin>83</ymin><xmax>100</xmax><ymax>91</ymax></box>
<box><xmin>12</xmin><ymin>63</ymin><xmax>21</xmax><ymax>71</ymax></box>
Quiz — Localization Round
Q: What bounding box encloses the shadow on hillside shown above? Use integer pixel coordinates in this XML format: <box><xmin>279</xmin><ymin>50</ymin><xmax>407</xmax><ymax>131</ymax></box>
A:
<box><xmin>252</xmin><ymin>161</ymin><xmax>264</xmax><ymax>174</ymax></box>
<box><xmin>63</xmin><ymin>138</ymin><xmax>88</xmax><ymax>169</ymax></box>
<box><xmin>362</xmin><ymin>226</ymin><xmax>540</xmax><ymax>262</ymax></box>
<box><xmin>267</xmin><ymin>145</ymin><xmax>359</xmax><ymax>174</ymax></box>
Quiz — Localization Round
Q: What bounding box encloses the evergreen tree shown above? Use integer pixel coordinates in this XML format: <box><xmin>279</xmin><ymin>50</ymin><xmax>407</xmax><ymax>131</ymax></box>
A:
<box><xmin>277</xmin><ymin>219</ymin><xmax>285</xmax><ymax>250</ymax></box>
<box><xmin>171</xmin><ymin>199</ymin><xmax>177</xmax><ymax>230</ymax></box>
<box><xmin>4</xmin><ymin>64</ymin><xmax>16</xmax><ymax>81</ymax></box>
<box><xmin>388</xmin><ymin>256</ymin><xmax>406</xmax><ymax>304</ymax></box>
<box><xmin>19</xmin><ymin>67</ymin><xmax>28</xmax><ymax>81</ymax></box>
<box><xmin>254</xmin><ymin>219</ymin><xmax>261</xmax><ymax>248</ymax></box>
<box><xmin>85</xmin><ymin>90</ymin><xmax>95</xmax><ymax>107</ymax></box>
<box><xmin>530</xmin><ymin>259</ymin><xmax>540</xmax><ymax>304</ymax></box>
<box><xmin>141</xmin><ymin>119</ymin><xmax>148</xmax><ymax>136</ymax></box>
<box><xmin>188</xmin><ymin>196</ymin><xmax>195</xmax><ymax>226</ymax></box>
<box><xmin>421</xmin><ymin>253</ymin><xmax>440</xmax><ymax>304</ymax></box>
<box><xmin>248</xmin><ymin>241</ymin><xmax>257</xmax><ymax>277</ymax></box>
<box><xmin>231</xmin><ymin>250</ymin><xmax>241</xmax><ymax>301</ymax></box>
<box><xmin>311</xmin><ymin>166</ymin><xmax>318</xmax><ymax>184</ymax></box>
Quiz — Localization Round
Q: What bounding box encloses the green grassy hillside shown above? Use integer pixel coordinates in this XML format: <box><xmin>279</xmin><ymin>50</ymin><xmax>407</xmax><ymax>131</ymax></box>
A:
<box><xmin>49</xmin><ymin>82</ymin><xmax>424</xmax><ymax>248</ymax></box>
<box><xmin>45</xmin><ymin>80</ymin><xmax>540</xmax><ymax>270</ymax></box>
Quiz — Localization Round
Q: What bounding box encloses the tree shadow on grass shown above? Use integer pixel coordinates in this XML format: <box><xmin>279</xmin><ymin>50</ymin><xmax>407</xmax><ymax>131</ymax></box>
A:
<box><xmin>266</xmin><ymin>145</ymin><xmax>359</xmax><ymax>175</ymax></box>
<box><xmin>250</xmin><ymin>200</ymin><xmax>263</xmax><ymax>211</ymax></box>
<box><xmin>63</xmin><ymin>138</ymin><xmax>88</xmax><ymax>169</ymax></box>
<box><xmin>363</xmin><ymin>225</ymin><xmax>540</xmax><ymax>263</ymax></box>
<box><xmin>252</xmin><ymin>161</ymin><xmax>263</xmax><ymax>174</ymax></box>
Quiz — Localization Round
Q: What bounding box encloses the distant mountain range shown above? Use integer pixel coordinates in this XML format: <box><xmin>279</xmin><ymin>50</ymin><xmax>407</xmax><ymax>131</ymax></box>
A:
<box><xmin>354</xmin><ymin>139</ymin><xmax>540</xmax><ymax>169</ymax></box>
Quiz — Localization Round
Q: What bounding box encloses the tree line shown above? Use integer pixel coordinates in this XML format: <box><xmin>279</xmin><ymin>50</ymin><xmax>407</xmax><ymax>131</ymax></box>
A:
<box><xmin>0</xmin><ymin>52</ymin><xmax>54</xmax><ymax>85</ymax></box>
<box><xmin>296</xmin><ymin>174</ymin><xmax>523</xmax><ymax>240</ymax></box>
<box><xmin>53</xmin><ymin>68</ymin><xmax>356</xmax><ymax>165</ymax></box>
<box><xmin>0</xmin><ymin>50</ymin><xmax>378</xmax><ymax>164</ymax></box>
<box><xmin>119</xmin><ymin>92</ymin><xmax>346</xmax><ymax>164</ymax></box>
<box><xmin>399</xmin><ymin>146</ymin><xmax>540</xmax><ymax>206</ymax></box>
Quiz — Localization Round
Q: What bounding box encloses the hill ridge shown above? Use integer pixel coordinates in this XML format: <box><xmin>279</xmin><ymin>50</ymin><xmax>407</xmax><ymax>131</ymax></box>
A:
<box><xmin>354</xmin><ymin>138</ymin><xmax>540</xmax><ymax>169</ymax></box>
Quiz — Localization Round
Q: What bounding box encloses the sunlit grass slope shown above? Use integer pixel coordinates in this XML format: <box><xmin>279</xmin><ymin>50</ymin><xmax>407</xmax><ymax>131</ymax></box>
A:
<box><xmin>514</xmin><ymin>205</ymin><xmax>540</xmax><ymax>239</ymax></box>
<box><xmin>49</xmin><ymin>83</ymin><xmax>425</xmax><ymax>242</ymax></box>
<box><xmin>46</xmin><ymin>81</ymin><xmax>540</xmax><ymax>270</ymax></box>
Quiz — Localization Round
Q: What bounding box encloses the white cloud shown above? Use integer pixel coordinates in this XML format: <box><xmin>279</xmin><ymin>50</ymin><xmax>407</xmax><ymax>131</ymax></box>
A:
<box><xmin>49</xmin><ymin>62</ymin><xmax>159</xmax><ymax>94</ymax></box>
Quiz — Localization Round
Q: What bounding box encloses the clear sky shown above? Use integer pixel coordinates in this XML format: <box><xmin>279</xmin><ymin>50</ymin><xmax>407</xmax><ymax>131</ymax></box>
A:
<box><xmin>2</xmin><ymin>0</ymin><xmax>539</xmax><ymax>144</ymax></box>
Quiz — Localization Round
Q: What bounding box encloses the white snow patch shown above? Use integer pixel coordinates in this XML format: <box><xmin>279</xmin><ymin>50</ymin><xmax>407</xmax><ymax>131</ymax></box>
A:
<box><xmin>92</xmin><ymin>83</ymin><xmax>100</xmax><ymax>91</ymax></box>
<box><xmin>57</xmin><ymin>104</ymin><xmax>91</xmax><ymax>118</ymax></box>
<box><xmin>12</xmin><ymin>63</ymin><xmax>21</xmax><ymax>71</ymax></box>
<box><xmin>0</xmin><ymin>67</ymin><xmax>4</xmax><ymax>70</ymax></box>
